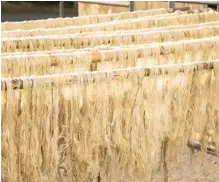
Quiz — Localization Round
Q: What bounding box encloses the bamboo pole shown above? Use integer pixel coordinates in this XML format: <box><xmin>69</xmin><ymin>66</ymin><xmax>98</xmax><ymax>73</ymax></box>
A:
<box><xmin>2</xmin><ymin>60</ymin><xmax>218</xmax><ymax>91</ymax></box>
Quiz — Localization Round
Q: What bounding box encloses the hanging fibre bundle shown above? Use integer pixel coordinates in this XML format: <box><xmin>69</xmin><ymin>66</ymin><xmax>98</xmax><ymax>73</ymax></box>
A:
<box><xmin>1</xmin><ymin>8</ymin><xmax>171</xmax><ymax>31</ymax></box>
<box><xmin>2</xmin><ymin>36</ymin><xmax>219</xmax><ymax>78</ymax></box>
<box><xmin>1</xmin><ymin>10</ymin><xmax>187</xmax><ymax>38</ymax></box>
<box><xmin>3</xmin><ymin>19</ymin><xmax>219</xmax><ymax>39</ymax></box>
<box><xmin>1</xmin><ymin>51</ymin><xmax>93</xmax><ymax>78</ymax></box>
<box><xmin>2</xmin><ymin>35</ymin><xmax>218</xmax><ymax>58</ymax></box>
<box><xmin>2</xmin><ymin>10</ymin><xmax>218</xmax><ymax>38</ymax></box>
<box><xmin>2</xmin><ymin>29</ymin><xmax>219</xmax><ymax>57</ymax></box>
<box><xmin>0</xmin><ymin>44</ymin><xmax>111</xmax><ymax>57</ymax></box>
<box><xmin>98</xmin><ymin>36</ymin><xmax>219</xmax><ymax>69</ymax></box>
<box><xmin>2</xmin><ymin>26</ymin><xmax>219</xmax><ymax>53</ymax></box>
<box><xmin>2</xmin><ymin>61</ymin><xmax>219</xmax><ymax>182</ymax></box>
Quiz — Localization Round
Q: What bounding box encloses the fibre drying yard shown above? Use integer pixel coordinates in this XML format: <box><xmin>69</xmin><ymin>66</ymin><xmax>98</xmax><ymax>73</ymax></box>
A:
<box><xmin>1</xmin><ymin>7</ymin><xmax>219</xmax><ymax>182</ymax></box>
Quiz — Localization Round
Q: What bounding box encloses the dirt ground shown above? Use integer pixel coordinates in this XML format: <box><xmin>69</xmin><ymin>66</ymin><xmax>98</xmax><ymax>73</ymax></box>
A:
<box><xmin>151</xmin><ymin>146</ymin><xmax>219</xmax><ymax>182</ymax></box>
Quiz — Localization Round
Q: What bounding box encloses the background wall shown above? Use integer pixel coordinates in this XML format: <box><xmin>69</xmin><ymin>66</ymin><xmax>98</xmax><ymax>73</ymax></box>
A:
<box><xmin>79</xmin><ymin>1</ymin><xmax>207</xmax><ymax>16</ymax></box>
<box><xmin>1</xmin><ymin>1</ymin><xmax>209</xmax><ymax>22</ymax></box>
<box><xmin>78</xmin><ymin>2</ymin><xmax>129</xmax><ymax>16</ymax></box>
<box><xmin>134</xmin><ymin>1</ymin><xmax>207</xmax><ymax>10</ymax></box>
<box><xmin>1</xmin><ymin>1</ymin><xmax>78</xmax><ymax>22</ymax></box>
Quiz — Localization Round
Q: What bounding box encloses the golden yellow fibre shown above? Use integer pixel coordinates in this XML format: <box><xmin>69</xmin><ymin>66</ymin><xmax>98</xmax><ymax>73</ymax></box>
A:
<box><xmin>2</xmin><ymin>51</ymin><xmax>92</xmax><ymax>78</ymax></box>
<box><xmin>2</xmin><ymin>10</ymin><xmax>218</xmax><ymax>38</ymax></box>
<box><xmin>2</xmin><ymin>61</ymin><xmax>219</xmax><ymax>182</ymax></box>
<box><xmin>2</xmin><ymin>26</ymin><xmax>219</xmax><ymax>53</ymax></box>
<box><xmin>1</xmin><ymin>8</ymin><xmax>170</xmax><ymax>31</ymax></box>
<box><xmin>3</xmin><ymin>19</ymin><xmax>219</xmax><ymax>38</ymax></box>
<box><xmin>2</xmin><ymin>36</ymin><xmax>219</xmax><ymax>78</ymax></box>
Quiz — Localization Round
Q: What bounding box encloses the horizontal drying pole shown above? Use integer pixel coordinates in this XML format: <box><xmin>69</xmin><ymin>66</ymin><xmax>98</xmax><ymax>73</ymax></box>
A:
<box><xmin>1</xmin><ymin>60</ymin><xmax>217</xmax><ymax>91</ymax></box>
<box><xmin>50</xmin><ymin>40</ymin><xmax>218</xmax><ymax>65</ymax></box>
<box><xmin>52</xmin><ymin>48</ymin><xmax>177</xmax><ymax>65</ymax></box>
<box><xmin>48</xmin><ymin>47</ymin><xmax>176</xmax><ymax>66</ymax></box>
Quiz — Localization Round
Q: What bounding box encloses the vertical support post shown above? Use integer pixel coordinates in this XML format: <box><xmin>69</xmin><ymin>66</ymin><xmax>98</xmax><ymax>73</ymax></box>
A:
<box><xmin>217</xmin><ymin>2</ymin><xmax>219</xmax><ymax>12</ymax></box>
<box><xmin>75</xmin><ymin>1</ymin><xmax>79</xmax><ymax>16</ymax></box>
<box><xmin>168</xmin><ymin>1</ymin><xmax>175</xmax><ymax>9</ymax></box>
<box><xmin>59</xmin><ymin>1</ymin><xmax>64</xmax><ymax>17</ymax></box>
<box><xmin>130</xmin><ymin>1</ymin><xmax>134</xmax><ymax>12</ymax></box>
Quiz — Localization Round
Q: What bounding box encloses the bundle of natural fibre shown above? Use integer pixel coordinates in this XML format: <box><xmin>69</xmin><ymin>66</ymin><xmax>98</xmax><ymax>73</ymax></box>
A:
<box><xmin>2</xmin><ymin>36</ymin><xmax>219</xmax><ymax>78</ymax></box>
<box><xmin>1</xmin><ymin>51</ymin><xmax>92</xmax><ymax>78</ymax></box>
<box><xmin>1</xmin><ymin>44</ymin><xmax>110</xmax><ymax>57</ymax></box>
<box><xmin>2</xmin><ymin>30</ymin><xmax>219</xmax><ymax>57</ymax></box>
<box><xmin>2</xmin><ymin>10</ymin><xmax>218</xmax><ymax>39</ymax></box>
<box><xmin>2</xmin><ymin>25</ymin><xmax>219</xmax><ymax>53</ymax></box>
<box><xmin>3</xmin><ymin>20</ymin><xmax>219</xmax><ymax>39</ymax></box>
<box><xmin>1</xmin><ymin>10</ymin><xmax>187</xmax><ymax>38</ymax></box>
<box><xmin>86</xmin><ymin>26</ymin><xmax>219</xmax><ymax>48</ymax></box>
<box><xmin>98</xmin><ymin>36</ymin><xmax>219</xmax><ymax>70</ymax></box>
<box><xmin>2</xmin><ymin>8</ymin><xmax>171</xmax><ymax>31</ymax></box>
<box><xmin>59</xmin><ymin>11</ymin><xmax>219</xmax><ymax>33</ymax></box>
<box><xmin>2</xmin><ymin>61</ymin><xmax>219</xmax><ymax>182</ymax></box>
<box><xmin>76</xmin><ymin>20</ymin><xmax>219</xmax><ymax>36</ymax></box>
<box><xmin>2</xmin><ymin>36</ymin><xmax>218</xmax><ymax>77</ymax></box>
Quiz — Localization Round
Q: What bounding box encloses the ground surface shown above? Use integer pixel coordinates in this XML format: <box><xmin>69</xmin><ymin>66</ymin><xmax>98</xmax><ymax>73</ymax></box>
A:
<box><xmin>151</xmin><ymin>147</ymin><xmax>219</xmax><ymax>182</ymax></box>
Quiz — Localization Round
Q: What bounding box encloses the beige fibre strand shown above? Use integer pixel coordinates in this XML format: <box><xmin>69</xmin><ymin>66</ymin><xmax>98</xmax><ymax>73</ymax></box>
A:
<box><xmin>3</xmin><ymin>19</ymin><xmax>219</xmax><ymax>39</ymax></box>
<box><xmin>2</xmin><ymin>61</ymin><xmax>219</xmax><ymax>182</ymax></box>
<box><xmin>2</xmin><ymin>23</ymin><xmax>219</xmax><ymax>57</ymax></box>
<box><xmin>2</xmin><ymin>25</ymin><xmax>219</xmax><ymax>53</ymax></box>
<box><xmin>1</xmin><ymin>10</ymin><xmax>189</xmax><ymax>38</ymax></box>
<box><xmin>1</xmin><ymin>27</ymin><xmax>219</xmax><ymax>57</ymax></box>
<box><xmin>2</xmin><ymin>36</ymin><xmax>219</xmax><ymax>78</ymax></box>
<box><xmin>2</xmin><ymin>19</ymin><xmax>219</xmax><ymax>57</ymax></box>
<box><xmin>2</xmin><ymin>10</ymin><xmax>218</xmax><ymax>39</ymax></box>
<box><xmin>69</xmin><ymin>20</ymin><xmax>219</xmax><ymax>35</ymax></box>
<box><xmin>49</xmin><ymin>11</ymin><xmax>219</xmax><ymax>33</ymax></box>
<box><xmin>2</xmin><ymin>51</ymin><xmax>92</xmax><ymax>78</ymax></box>
<box><xmin>98</xmin><ymin>36</ymin><xmax>219</xmax><ymax>70</ymax></box>
<box><xmin>1</xmin><ymin>8</ymin><xmax>170</xmax><ymax>31</ymax></box>
<box><xmin>2</xmin><ymin>7</ymin><xmax>219</xmax><ymax>182</ymax></box>
<box><xmin>1</xmin><ymin>44</ymin><xmax>114</xmax><ymax>57</ymax></box>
